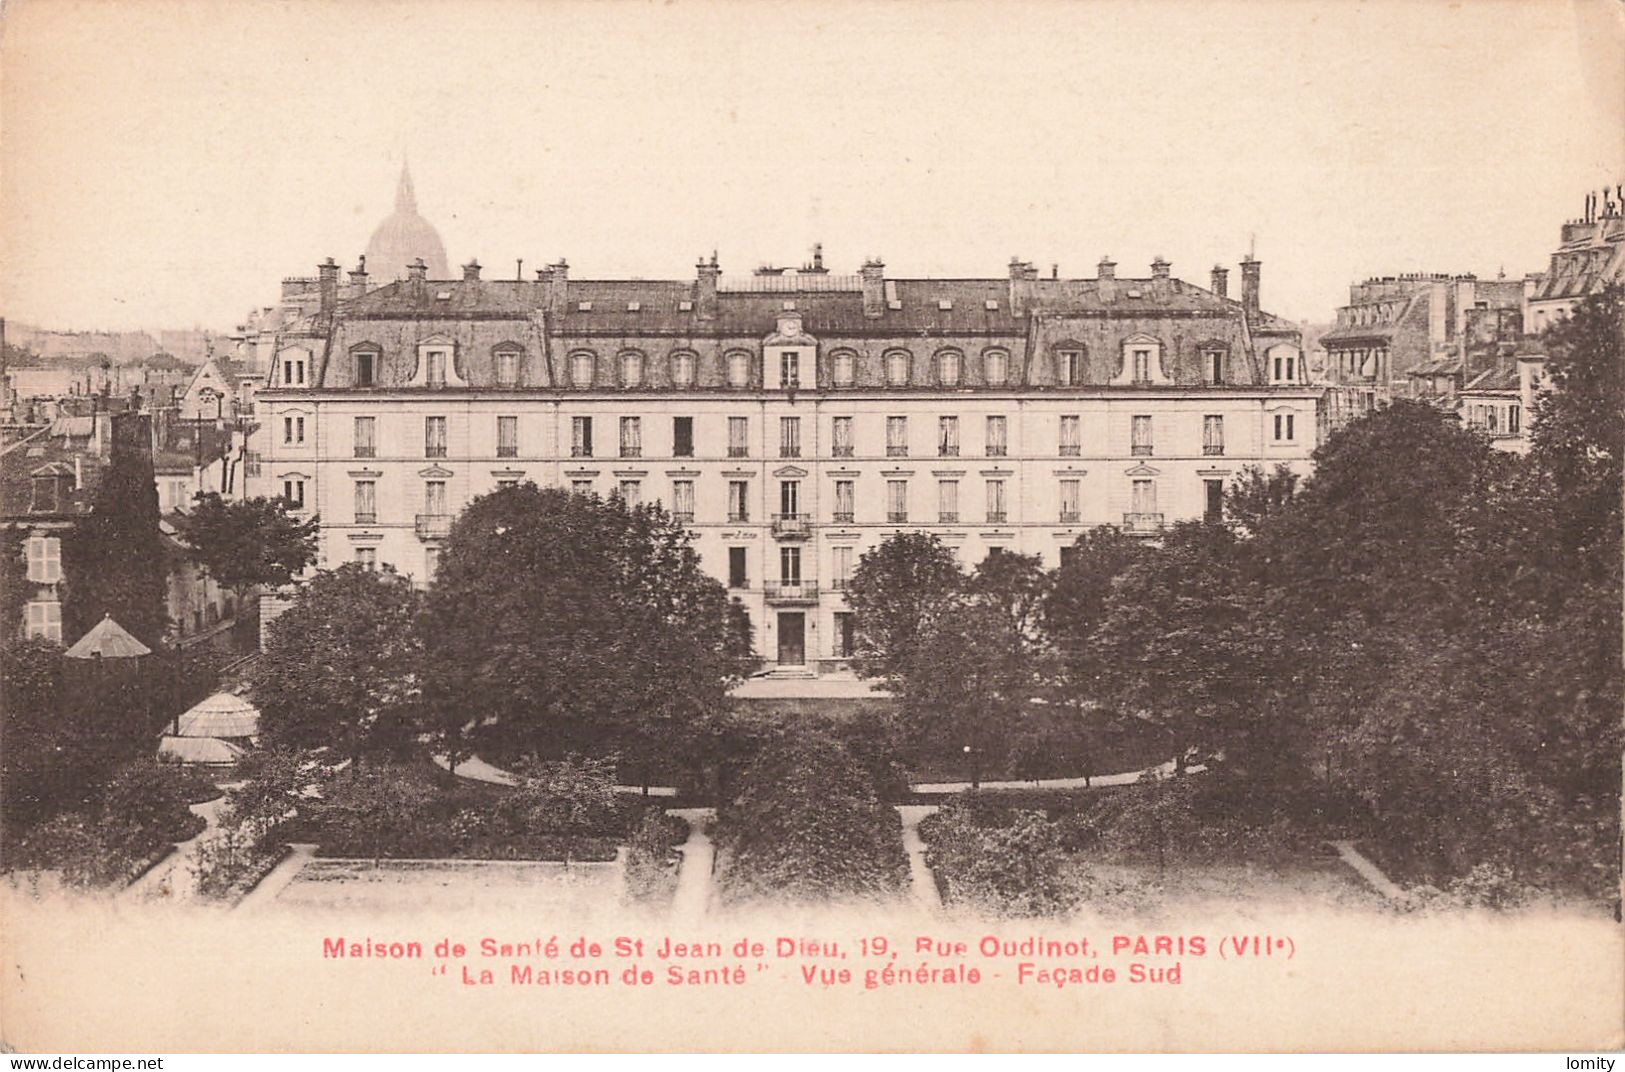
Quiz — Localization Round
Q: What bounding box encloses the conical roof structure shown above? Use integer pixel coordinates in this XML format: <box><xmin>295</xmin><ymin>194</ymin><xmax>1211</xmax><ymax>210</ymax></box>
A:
<box><xmin>364</xmin><ymin>160</ymin><xmax>450</xmax><ymax>281</ymax></box>
<box><xmin>172</xmin><ymin>692</ymin><xmax>261</xmax><ymax>738</ymax></box>
<box><xmin>64</xmin><ymin>615</ymin><xmax>152</xmax><ymax>660</ymax></box>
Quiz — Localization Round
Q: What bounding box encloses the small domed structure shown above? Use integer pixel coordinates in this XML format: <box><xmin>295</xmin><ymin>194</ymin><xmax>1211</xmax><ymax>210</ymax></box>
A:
<box><xmin>364</xmin><ymin>161</ymin><xmax>450</xmax><ymax>281</ymax></box>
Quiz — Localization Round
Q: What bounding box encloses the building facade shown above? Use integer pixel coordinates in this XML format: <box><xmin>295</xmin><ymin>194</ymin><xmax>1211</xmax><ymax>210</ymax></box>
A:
<box><xmin>1524</xmin><ymin>186</ymin><xmax>1625</xmax><ymax>332</ymax></box>
<box><xmin>250</xmin><ymin>252</ymin><xmax>1319</xmax><ymax>673</ymax></box>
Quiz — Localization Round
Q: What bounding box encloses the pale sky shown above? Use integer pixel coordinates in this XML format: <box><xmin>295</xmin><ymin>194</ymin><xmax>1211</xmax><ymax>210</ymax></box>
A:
<box><xmin>2</xmin><ymin>0</ymin><xmax>1622</xmax><ymax>333</ymax></box>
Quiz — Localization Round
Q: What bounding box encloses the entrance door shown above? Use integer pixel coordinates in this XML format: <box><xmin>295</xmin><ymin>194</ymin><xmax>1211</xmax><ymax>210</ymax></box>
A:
<box><xmin>777</xmin><ymin>612</ymin><xmax>805</xmax><ymax>666</ymax></box>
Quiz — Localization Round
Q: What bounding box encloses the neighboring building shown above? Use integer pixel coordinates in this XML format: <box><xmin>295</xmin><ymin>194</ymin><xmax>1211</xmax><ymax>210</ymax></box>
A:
<box><xmin>250</xmin><ymin>250</ymin><xmax>1319</xmax><ymax>674</ymax></box>
<box><xmin>1524</xmin><ymin>186</ymin><xmax>1625</xmax><ymax>333</ymax></box>
<box><xmin>1</xmin><ymin>409</ymin><xmax>241</xmax><ymax>648</ymax></box>
<box><xmin>178</xmin><ymin>356</ymin><xmax>240</xmax><ymax>421</ymax></box>
<box><xmin>364</xmin><ymin>162</ymin><xmax>450</xmax><ymax>282</ymax></box>
<box><xmin>1318</xmin><ymin>273</ymin><xmax>1524</xmax><ymax>429</ymax></box>
<box><xmin>1459</xmin><ymin>350</ymin><xmax>1549</xmax><ymax>456</ymax></box>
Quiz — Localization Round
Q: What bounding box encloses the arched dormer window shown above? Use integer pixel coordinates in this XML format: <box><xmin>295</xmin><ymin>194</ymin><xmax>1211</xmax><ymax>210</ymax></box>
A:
<box><xmin>407</xmin><ymin>337</ymin><xmax>467</xmax><ymax>388</ymax></box>
<box><xmin>619</xmin><ymin>350</ymin><xmax>645</xmax><ymax>388</ymax></box>
<box><xmin>669</xmin><ymin>351</ymin><xmax>696</xmax><ymax>387</ymax></box>
<box><xmin>1112</xmin><ymin>334</ymin><xmax>1169</xmax><ymax>387</ymax></box>
<box><xmin>492</xmin><ymin>344</ymin><xmax>523</xmax><ymax>388</ymax></box>
<box><xmin>725</xmin><ymin>350</ymin><xmax>752</xmax><ymax>388</ymax></box>
<box><xmin>829</xmin><ymin>350</ymin><xmax>857</xmax><ymax>387</ymax></box>
<box><xmin>350</xmin><ymin>343</ymin><xmax>381</xmax><ymax>388</ymax></box>
<box><xmin>1196</xmin><ymin>341</ymin><xmax>1229</xmax><ymax>386</ymax></box>
<box><xmin>885</xmin><ymin>349</ymin><xmax>912</xmax><ymax>386</ymax></box>
<box><xmin>983</xmin><ymin>349</ymin><xmax>1009</xmax><ymax>386</ymax></box>
<box><xmin>936</xmin><ymin>350</ymin><xmax>962</xmax><ymax>386</ymax></box>
<box><xmin>569</xmin><ymin>351</ymin><xmax>596</xmax><ymax>388</ymax></box>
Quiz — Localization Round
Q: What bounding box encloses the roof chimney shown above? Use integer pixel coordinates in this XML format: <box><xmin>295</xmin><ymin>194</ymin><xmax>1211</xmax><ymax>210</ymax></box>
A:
<box><xmin>347</xmin><ymin>255</ymin><xmax>369</xmax><ymax>298</ymax></box>
<box><xmin>1097</xmin><ymin>256</ymin><xmax>1118</xmax><ymax>302</ymax></box>
<box><xmin>1151</xmin><ymin>257</ymin><xmax>1170</xmax><ymax>279</ymax></box>
<box><xmin>463</xmin><ymin>259</ymin><xmax>482</xmax><ymax>281</ymax></box>
<box><xmin>1097</xmin><ymin>256</ymin><xmax>1116</xmax><ymax>279</ymax></box>
<box><xmin>861</xmin><ymin>258</ymin><xmax>886</xmax><ymax>319</ymax></box>
<box><xmin>406</xmin><ymin>257</ymin><xmax>429</xmax><ymax>300</ymax></box>
<box><xmin>1241</xmin><ymin>255</ymin><xmax>1262</xmax><ymax>318</ymax></box>
<box><xmin>1210</xmin><ymin>265</ymin><xmax>1229</xmax><ymax>299</ymax></box>
<box><xmin>1149</xmin><ymin>257</ymin><xmax>1172</xmax><ymax>300</ymax></box>
<box><xmin>697</xmin><ymin>252</ymin><xmax>721</xmax><ymax>321</ymax></box>
<box><xmin>318</xmin><ymin>257</ymin><xmax>340</xmax><ymax>315</ymax></box>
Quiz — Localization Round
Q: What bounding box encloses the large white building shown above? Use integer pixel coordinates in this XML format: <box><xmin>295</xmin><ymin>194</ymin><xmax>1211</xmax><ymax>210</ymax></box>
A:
<box><xmin>250</xmin><ymin>249</ymin><xmax>1320</xmax><ymax>673</ymax></box>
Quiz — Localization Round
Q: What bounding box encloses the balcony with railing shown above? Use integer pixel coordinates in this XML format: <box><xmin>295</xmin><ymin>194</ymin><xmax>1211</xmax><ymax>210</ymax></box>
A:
<box><xmin>832</xmin><ymin>445</ymin><xmax>854</xmax><ymax>458</ymax></box>
<box><xmin>832</xmin><ymin>510</ymin><xmax>854</xmax><ymax>524</ymax></box>
<box><xmin>416</xmin><ymin>514</ymin><xmax>453</xmax><ymax>540</ymax></box>
<box><xmin>1122</xmin><ymin>512</ymin><xmax>1164</xmax><ymax>535</ymax></box>
<box><xmin>1059</xmin><ymin>510</ymin><xmax>1080</xmax><ymax>524</ymax></box>
<box><xmin>939</xmin><ymin>445</ymin><xmax>959</xmax><ymax>457</ymax></box>
<box><xmin>886</xmin><ymin>445</ymin><xmax>908</xmax><ymax>457</ymax></box>
<box><xmin>887</xmin><ymin>511</ymin><xmax>909</xmax><ymax>524</ymax></box>
<box><xmin>986</xmin><ymin>511</ymin><xmax>1008</xmax><ymax>524</ymax></box>
<box><xmin>1202</xmin><ymin>444</ymin><xmax>1224</xmax><ymax>456</ymax></box>
<box><xmin>986</xmin><ymin>445</ymin><xmax>1008</xmax><ymax>457</ymax></box>
<box><xmin>765</xmin><ymin>581</ymin><xmax>820</xmax><ymax>604</ymax></box>
<box><xmin>354</xmin><ymin>445</ymin><xmax>376</xmax><ymax>459</ymax></box>
<box><xmin>355</xmin><ymin>512</ymin><xmax>377</xmax><ymax>525</ymax></box>
<box><xmin>1059</xmin><ymin>444</ymin><xmax>1081</xmax><ymax>457</ymax></box>
<box><xmin>938</xmin><ymin>511</ymin><xmax>959</xmax><ymax>523</ymax></box>
<box><xmin>1131</xmin><ymin>444</ymin><xmax>1153</xmax><ymax>457</ymax></box>
<box><xmin>425</xmin><ymin>445</ymin><xmax>447</xmax><ymax>459</ymax></box>
<box><xmin>727</xmin><ymin>511</ymin><xmax>749</xmax><ymax>524</ymax></box>
<box><xmin>672</xmin><ymin>510</ymin><xmax>694</xmax><ymax>524</ymax></box>
<box><xmin>728</xmin><ymin>446</ymin><xmax>749</xmax><ymax>458</ymax></box>
<box><xmin>771</xmin><ymin>513</ymin><xmax>811</xmax><ymax>538</ymax></box>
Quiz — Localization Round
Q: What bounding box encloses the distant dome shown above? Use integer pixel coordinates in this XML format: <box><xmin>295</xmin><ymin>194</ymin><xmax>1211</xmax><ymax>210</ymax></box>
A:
<box><xmin>364</xmin><ymin>162</ymin><xmax>450</xmax><ymax>281</ymax></box>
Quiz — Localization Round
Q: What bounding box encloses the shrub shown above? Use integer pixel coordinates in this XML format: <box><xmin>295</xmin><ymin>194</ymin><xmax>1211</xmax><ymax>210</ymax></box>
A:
<box><xmin>102</xmin><ymin>761</ymin><xmax>211</xmax><ymax>844</ymax></box>
<box><xmin>715</xmin><ymin>723</ymin><xmax>909</xmax><ymax>904</ymax></box>
<box><xmin>501</xmin><ymin>754</ymin><xmax>623</xmax><ymax>836</ymax></box>
<box><xmin>920</xmin><ymin>798</ymin><xmax>1080</xmax><ymax>917</ymax></box>
<box><xmin>624</xmin><ymin>809</ymin><xmax>688</xmax><ymax>905</ymax></box>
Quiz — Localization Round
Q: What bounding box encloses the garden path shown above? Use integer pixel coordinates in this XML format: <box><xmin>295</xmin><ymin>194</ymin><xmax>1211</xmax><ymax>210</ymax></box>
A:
<box><xmin>667</xmin><ymin>807</ymin><xmax>716</xmax><ymax>920</ymax></box>
<box><xmin>895</xmin><ymin>805</ymin><xmax>941</xmax><ymax>910</ymax></box>
<box><xmin>234</xmin><ymin>843</ymin><xmax>317</xmax><ymax>911</ymax></box>
<box><xmin>1327</xmin><ymin>839</ymin><xmax>1407</xmax><ymax>901</ymax></box>
<box><xmin>121</xmin><ymin>789</ymin><xmax>236</xmax><ymax>905</ymax></box>
<box><xmin>431</xmin><ymin>753</ymin><xmax>677</xmax><ymax>796</ymax></box>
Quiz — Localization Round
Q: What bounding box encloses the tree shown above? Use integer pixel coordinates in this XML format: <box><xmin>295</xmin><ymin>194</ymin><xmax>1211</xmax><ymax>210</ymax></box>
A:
<box><xmin>0</xmin><ymin>637</ymin><xmax>72</xmax><ymax>826</ymax></box>
<box><xmin>1042</xmin><ymin>527</ymin><xmax>1148</xmax><ymax>711</ymax></box>
<box><xmin>423</xmin><ymin>485</ymin><xmax>749</xmax><ymax>767</ymax></box>
<box><xmin>714</xmin><ymin>722</ymin><xmax>909</xmax><ymax>904</ymax></box>
<box><xmin>921</xmin><ymin>799</ymin><xmax>1079</xmax><ymax>917</ymax></box>
<box><xmin>172</xmin><ymin>493</ymin><xmax>319</xmax><ymax>597</ymax></box>
<box><xmin>250</xmin><ymin>564</ymin><xmax>425</xmax><ymax>762</ymax></box>
<box><xmin>1223</xmin><ymin>463</ymin><xmax>1301</xmax><ymax>537</ymax></box>
<box><xmin>846</xmin><ymin>532</ymin><xmax>964</xmax><ymax>686</ymax></box>
<box><xmin>62</xmin><ymin>413</ymin><xmax>168</xmax><ymax>647</ymax></box>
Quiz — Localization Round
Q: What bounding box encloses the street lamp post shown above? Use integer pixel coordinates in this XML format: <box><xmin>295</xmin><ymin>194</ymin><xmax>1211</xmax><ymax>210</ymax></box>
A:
<box><xmin>963</xmin><ymin>743</ymin><xmax>979</xmax><ymax>791</ymax></box>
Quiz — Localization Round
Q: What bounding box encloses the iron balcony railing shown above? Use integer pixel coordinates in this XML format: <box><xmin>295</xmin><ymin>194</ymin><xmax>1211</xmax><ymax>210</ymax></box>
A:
<box><xmin>771</xmin><ymin>513</ymin><xmax>811</xmax><ymax>538</ymax></box>
<box><xmin>416</xmin><ymin>514</ymin><xmax>453</xmax><ymax>539</ymax></box>
<box><xmin>765</xmin><ymin>582</ymin><xmax>820</xmax><ymax>604</ymax></box>
<box><xmin>1123</xmin><ymin>512</ymin><xmax>1164</xmax><ymax>534</ymax></box>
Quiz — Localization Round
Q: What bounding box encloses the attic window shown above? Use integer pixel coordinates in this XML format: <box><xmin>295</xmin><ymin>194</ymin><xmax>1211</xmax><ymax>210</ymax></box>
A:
<box><xmin>938</xmin><ymin>300</ymin><xmax>953</xmax><ymax>311</ymax></box>
<box><xmin>626</xmin><ymin>302</ymin><xmax>641</xmax><ymax>312</ymax></box>
<box><xmin>678</xmin><ymin>300</ymin><xmax>694</xmax><ymax>311</ymax></box>
<box><xmin>578</xmin><ymin>301</ymin><xmax>594</xmax><ymax>312</ymax></box>
<box><xmin>887</xmin><ymin>300</ymin><xmax>902</xmax><ymax>310</ymax></box>
<box><xmin>436</xmin><ymin>290</ymin><xmax>452</xmax><ymax>301</ymax></box>
<box><xmin>781</xmin><ymin>300</ymin><xmax>797</xmax><ymax>311</ymax></box>
<box><xmin>984</xmin><ymin>300</ymin><xmax>998</xmax><ymax>311</ymax></box>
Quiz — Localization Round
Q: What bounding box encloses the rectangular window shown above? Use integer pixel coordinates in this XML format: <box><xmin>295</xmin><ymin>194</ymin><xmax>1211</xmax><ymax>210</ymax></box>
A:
<box><xmin>571</xmin><ymin>478</ymin><xmax>593</xmax><ymax>496</ymax></box>
<box><xmin>1132</xmin><ymin>350</ymin><xmax>1152</xmax><ymax>384</ymax></box>
<box><xmin>1203</xmin><ymin>415</ymin><xmax>1224</xmax><ymax>455</ymax></box>
<box><xmin>938</xmin><ymin>416</ymin><xmax>959</xmax><ymax>456</ymax></box>
<box><xmin>672</xmin><ymin>480</ymin><xmax>695</xmax><ymax>522</ymax></box>
<box><xmin>834</xmin><ymin>611</ymin><xmax>856</xmax><ymax>658</ymax></box>
<box><xmin>1058</xmin><ymin>350</ymin><xmax>1082</xmax><ymax>386</ymax></box>
<box><xmin>25</xmin><ymin>600</ymin><xmax>62</xmax><ymax>642</ymax></box>
<box><xmin>886</xmin><ymin>416</ymin><xmax>908</xmax><ymax>457</ymax></box>
<box><xmin>1204</xmin><ymin>350</ymin><xmax>1224</xmax><ymax>385</ymax></box>
<box><xmin>426</xmin><ymin>350</ymin><xmax>447</xmax><ymax>388</ymax></box>
<box><xmin>779</xmin><ymin>480</ymin><xmax>800</xmax><ymax>517</ymax></box>
<box><xmin>619</xmin><ymin>480</ymin><xmax>641</xmax><ymax>508</ymax></box>
<box><xmin>1205</xmin><ymin>479</ymin><xmax>1224</xmax><ymax>524</ymax></box>
<box><xmin>619</xmin><ymin>416</ymin><xmax>642</xmax><ymax>458</ymax></box>
<box><xmin>424</xmin><ymin>480</ymin><xmax>447</xmax><ymax>516</ymax></box>
<box><xmin>1059</xmin><ymin>479</ymin><xmax>1080</xmax><ymax>523</ymax></box>
<box><xmin>780</xmin><ymin>417</ymin><xmax>801</xmax><ymax>458</ymax></box>
<box><xmin>496</xmin><ymin>350</ymin><xmax>519</xmax><ymax>387</ymax></box>
<box><xmin>1509</xmin><ymin>404</ymin><xmax>1521</xmax><ymax>434</ymax></box>
<box><xmin>728</xmin><ymin>546</ymin><xmax>748</xmax><ymax>588</ymax></box>
<box><xmin>986</xmin><ymin>479</ymin><xmax>1007</xmax><ymax>523</ymax></box>
<box><xmin>938</xmin><ymin>479</ymin><xmax>959</xmax><ymax>522</ymax></box>
<box><xmin>354</xmin><ymin>480</ymin><xmax>377</xmax><ymax>523</ymax></box>
<box><xmin>497</xmin><ymin>479</ymin><xmax>518</xmax><ymax>489</ymax></box>
<box><xmin>283</xmin><ymin>478</ymin><xmax>305</xmax><ymax>509</ymax></box>
<box><xmin>572</xmin><ymin>416</ymin><xmax>593</xmax><ymax>457</ymax></box>
<box><xmin>497</xmin><ymin>416</ymin><xmax>518</xmax><ymax>458</ymax></box>
<box><xmin>673</xmin><ymin>417</ymin><xmax>694</xmax><ymax>458</ymax></box>
<box><xmin>781</xmin><ymin>351</ymin><xmax>801</xmax><ymax>389</ymax></box>
<box><xmin>1273</xmin><ymin>413</ymin><xmax>1295</xmax><ymax>441</ymax></box>
<box><xmin>354</xmin><ymin>416</ymin><xmax>376</xmax><ymax>458</ymax></box>
<box><xmin>728</xmin><ymin>416</ymin><xmax>749</xmax><ymax>458</ymax></box>
<box><xmin>1059</xmin><ymin>414</ymin><xmax>1081</xmax><ymax>456</ymax></box>
<box><xmin>887</xmin><ymin>480</ymin><xmax>908</xmax><ymax>523</ymax></box>
<box><xmin>779</xmin><ymin>546</ymin><xmax>802</xmax><ymax>586</ymax></box>
<box><xmin>834</xmin><ymin>479</ymin><xmax>855</xmax><ymax>523</ymax></box>
<box><xmin>1131</xmin><ymin>478</ymin><xmax>1157</xmax><ymax>516</ymax></box>
<box><xmin>283</xmin><ymin>416</ymin><xmax>306</xmax><ymax>445</ymax></box>
<box><xmin>831</xmin><ymin>416</ymin><xmax>854</xmax><ymax>457</ymax></box>
<box><xmin>355</xmin><ymin>547</ymin><xmax>378</xmax><ymax>571</ymax></box>
<box><xmin>26</xmin><ymin>536</ymin><xmax>61</xmax><ymax>584</ymax></box>
<box><xmin>355</xmin><ymin>351</ymin><xmax>375</xmax><ymax>387</ymax></box>
<box><xmin>425</xmin><ymin>416</ymin><xmax>447</xmax><ymax>458</ymax></box>
<box><xmin>832</xmin><ymin>546</ymin><xmax>853</xmax><ymax>590</ymax></box>
<box><xmin>728</xmin><ymin>480</ymin><xmax>750</xmax><ymax>523</ymax></box>
<box><xmin>282</xmin><ymin>356</ymin><xmax>306</xmax><ymax>386</ymax></box>
<box><xmin>986</xmin><ymin>415</ymin><xmax>1007</xmax><ymax>457</ymax></box>
<box><xmin>1131</xmin><ymin>415</ymin><xmax>1153</xmax><ymax>455</ymax></box>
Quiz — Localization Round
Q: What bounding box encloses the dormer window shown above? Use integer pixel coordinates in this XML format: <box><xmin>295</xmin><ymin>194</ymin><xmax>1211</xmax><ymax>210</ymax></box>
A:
<box><xmin>1057</xmin><ymin>349</ymin><xmax>1084</xmax><ymax>386</ymax></box>
<box><xmin>495</xmin><ymin>347</ymin><xmax>521</xmax><ymax>387</ymax></box>
<box><xmin>281</xmin><ymin>354</ymin><xmax>308</xmax><ymax>386</ymax></box>
<box><xmin>1131</xmin><ymin>349</ymin><xmax>1153</xmax><ymax>384</ymax></box>
<box><xmin>670</xmin><ymin>351</ymin><xmax>696</xmax><ymax>387</ymax></box>
<box><xmin>1202</xmin><ymin>348</ymin><xmax>1225</xmax><ymax>385</ymax></box>
<box><xmin>353</xmin><ymin>348</ymin><xmax>378</xmax><ymax>387</ymax></box>
<box><xmin>831</xmin><ymin>351</ymin><xmax>856</xmax><ymax>387</ymax></box>
<box><xmin>425</xmin><ymin>349</ymin><xmax>448</xmax><ymax>387</ymax></box>
<box><xmin>984</xmin><ymin>350</ymin><xmax>1008</xmax><ymax>385</ymax></box>
<box><xmin>937</xmin><ymin>350</ymin><xmax>962</xmax><ymax>386</ymax></box>
<box><xmin>570</xmin><ymin>352</ymin><xmax>596</xmax><ymax>388</ymax></box>
<box><xmin>726</xmin><ymin>351</ymin><xmax>752</xmax><ymax>388</ymax></box>
<box><xmin>781</xmin><ymin>351</ymin><xmax>801</xmax><ymax>389</ymax></box>
<box><xmin>886</xmin><ymin>350</ymin><xmax>911</xmax><ymax>386</ymax></box>
<box><xmin>620</xmin><ymin>351</ymin><xmax>644</xmax><ymax>388</ymax></box>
